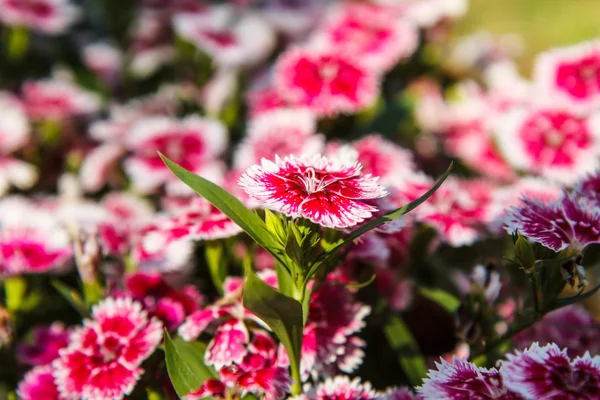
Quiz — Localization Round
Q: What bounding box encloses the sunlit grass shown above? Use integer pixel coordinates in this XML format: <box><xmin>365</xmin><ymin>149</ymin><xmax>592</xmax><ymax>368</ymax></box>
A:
<box><xmin>456</xmin><ymin>0</ymin><xmax>600</xmax><ymax>73</ymax></box>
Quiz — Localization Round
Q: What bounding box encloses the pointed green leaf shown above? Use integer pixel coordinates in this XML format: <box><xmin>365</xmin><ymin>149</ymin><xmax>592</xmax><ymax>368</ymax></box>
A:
<box><xmin>547</xmin><ymin>283</ymin><xmax>600</xmax><ymax>312</ymax></box>
<box><xmin>242</xmin><ymin>271</ymin><xmax>303</xmax><ymax>386</ymax></box>
<box><xmin>384</xmin><ymin>314</ymin><xmax>427</xmax><ymax>387</ymax></box>
<box><xmin>51</xmin><ymin>280</ymin><xmax>90</xmax><ymax>317</ymax></box>
<box><xmin>160</xmin><ymin>154</ymin><xmax>282</xmax><ymax>256</ymax></box>
<box><xmin>311</xmin><ymin>163</ymin><xmax>453</xmax><ymax>274</ymax></box>
<box><xmin>418</xmin><ymin>288</ymin><xmax>460</xmax><ymax>313</ymax></box>
<box><xmin>205</xmin><ymin>241</ymin><xmax>226</xmax><ymax>295</ymax></box>
<box><xmin>164</xmin><ymin>330</ymin><xmax>216</xmax><ymax>397</ymax></box>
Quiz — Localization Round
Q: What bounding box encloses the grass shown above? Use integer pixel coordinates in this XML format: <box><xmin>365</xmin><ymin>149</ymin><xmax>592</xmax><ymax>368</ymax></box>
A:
<box><xmin>456</xmin><ymin>0</ymin><xmax>600</xmax><ymax>73</ymax></box>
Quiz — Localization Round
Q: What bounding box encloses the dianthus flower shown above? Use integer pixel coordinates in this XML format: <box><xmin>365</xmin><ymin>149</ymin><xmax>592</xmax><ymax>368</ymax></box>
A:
<box><xmin>0</xmin><ymin>197</ymin><xmax>72</xmax><ymax>277</ymax></box>
<box><xmin>17</xmin><ymin>364</ymin><xmax>65</xmax><ymax>400</ymax></box>
<box><xmin>124</xmin><ymin>272</ymin><xmax>203</xmax><ymax>330</ymax></box>
<box><xmin>53</xmin><ymin>297</ymin><xmax>163</xmax><ymax>400</ymax></box>
<box><xmin>233</xmin><ymin>108</ymin><xmax>323</xmax><ymax>169</ymax></box>
<box><xmin>314</xmin><ymin>3</ymin><xmax>417</xmax><ymax>72</ymax></box>
<box><xmin>501</xmin><ymin>342</ymin><xmax>600</xmax><ymax>399</ymax></box>
<box><xmin>239</xmin><ymin>154</ymin><xmax>387</xmax><ymax>229</ymax></box>
<box><xmin>495</xmin><ymin>105</ymin><xmax>600</xmax><ymax>184</ymax></box>
<box><xmin>274</xmin><ymin>46</ymin><xmax>379</xmax><ymax>117</ymax></box>
<box><xmin>0</xmin><ymin>0</ymin><xmax>78</xmax><ymax>34</ymax></box>
<box><xmin>277</xmin><ymin>282</ymin><xmax>371</xmax><ymax>380</ymax></box>
<box><xmin>505</xmin><ymin>193</ymin><xmax>600</xmax><ymax>252</ymax></box>
<box><xmin>124</xmin><ymin>115</ymin><xmax>227</xmax><ymax>194</ymax></box>
<box><xmin>534</xmin><ymin>40</ymin><xmax>600</xmax><ymax>111</ymax></box>
<box><xmin>418</xmin><ymin>357</ymin><xmax>523</xmax><ymax>399</ymax></box>
<box><xmin>174</xmin><ymin>5</ymin><xmax>275</xmax><ymax>68</ymax></box>
<box><xmin>22</xmin><ymin>78</ymin><xmax>100</xmax><ymax>121</ymax></box>
<box><xmin>303</xmin><ymin>376</ymin><xmax>379</xmax><ymax>400</ymax></box>
<box><xmin>18</xmin><ymin>323</ymin><xmax>71</xmax><ymax>366</ymax></box>
<box><xmin>513</xmin><ymin>306</ymin><xmax>600</xmax><ymax>358</ymax></box>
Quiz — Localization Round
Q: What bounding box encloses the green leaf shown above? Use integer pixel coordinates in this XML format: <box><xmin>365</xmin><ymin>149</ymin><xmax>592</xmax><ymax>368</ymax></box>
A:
<box><xmin>419</xmin><ymin>288</ymin><xmax>460</xmax><ymax>313</ymax></box>
<box><xmin>82</xmin><ymin>281</ymin><xmax>103</xmax><ymax>307</ymax></box>
<box><xmin>384</xmin><ymin>314</ymin><xmax>428</xmax><ymax>387</ymax></box>
<box><xmin>515</xmin><ymin>235</ymin><xmax>536</xmax><ymax>272</ymax></box>
<box><xmin>547</xmin><ymin>283</ymin><xmax>600</xmax><ymax>312</ymax></box>
<box><xmin>160</xmin><ymin>154</ymin><xmax>283</xmax><ymax>258</ymax></box>
<box><xmin>205</xmin><ymin>241</ymin><xmax>226</xmax><ymax>295</ymax></box>
<box><xmin>164</xmin><ymin>331</ymin><xmax>216</xmax><ymax>397</ymax></box>
<box><xmin>310</xmin><ymin>163</ymin><xmax>453</xmax><ymax>275</ymax></box>
<box><xmin>242</xmin><ymin>271</ymin><xmax>303</xmax><ymax>389</ymax></box>
<box><xmin>51</xmin><ymin>280</ymin><xmax>90</xmax><ymax>317</ymax></box>
<box><xmin>4</xmin><ymin>276</ymin><xmax>26</xmax><ymax>313</ymax></box>
<box><xmin>345</xmin><ymin>274</ymin><xmax>376</xmax><ymax>290</ymax></box>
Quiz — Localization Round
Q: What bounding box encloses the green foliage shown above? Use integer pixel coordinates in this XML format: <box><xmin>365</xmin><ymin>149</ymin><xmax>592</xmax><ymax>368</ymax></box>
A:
<box><xmin>242</xmin><ymin>271</ymin><xmax>304</xmax><ymax>394</ymax></box>
<box><xmin>51</xmin><ymin>280</ymin><xmax>90</xmax><ymax>317</ymax></box>
<box><xmin>163</xmin><ymin>330</ymin><xmax>216</xmax><ymax>397</ymax></box>
<box><xmin>419</xmin><ymin>288</ymin><xmax>461</xmax><ymax>313</ymax></box>
<box><xmin>383</xmin><ymin>314</ymin><xmax>428</xmax><ymax>387</ymax></box>
<box><xmin>514</xmin><ymin>235</ymin><xmax>536</xmax><ymax>273</ymax></box>
<box><xmin>160</xmin><ymin>154</ymin><xmax>283</xmax><ymax>260</ymax></box>
<box><xmin>205</xmin><ymin>241</ymin><xmax>227</xmax><ymax>295</ymax></box>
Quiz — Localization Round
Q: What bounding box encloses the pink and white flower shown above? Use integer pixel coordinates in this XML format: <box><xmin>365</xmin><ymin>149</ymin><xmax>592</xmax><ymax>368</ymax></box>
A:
<box><xmin>83</xmin><ymin>42</ymin><xmax>123</xmax><ymax>83</ymax></box>
<box><xmin>418</xmin><ymin>357</ymin><xmax>521</xmax><ymax>399</ymax></box>
<box><xmin>274</xmin><ymin>46</ymin><xmax>379</xmax><ymax>117</ymax></box>
<box><xmin>495</xmin><ymin>106</ymin><xmax>600</xmax><ymax>184</ymax></box>
<box><xmin>53</xmin><ymin>297</ymin><xmax>163</xmax><ymax>400</ymax></box>
<box><xmin>22</xmin><ymin>78</ymin><xmax>101</xmax><ymax>121</ymax></box>
<box><xmin>307</xmin><ymin>376</ymin><xmax>378</xmax><ymax>400</ymax></box>
<box><xmin>128</xmin><ymin>10</ymin><xmax>175</xmax><ymax>78</ymax></box>
<box><xmin>0</xmin><ymin>197</ymin><xmax>72</xmax><ymax>277</ymax></box>
<box><xmin>17</xmin><ymin>364</ymin><xmax>64</xmax><ymax>400</ymax></box>
<box><xmin>0</xmin><ymin>0</ymin><xmax>78</xmax><ymax>34</ymax></box>
<box><xmin>233</xmin><ymin>108</ymin><xmax>323</xmax><ymax>169</ymax></box>
<box><xmin>314</xmin><ymin>3</ymin><xmax>418</xmax><ymax>72</ymax></box>
<box><xmin>395</xmin><ymin>176</ymin><xmax>493</xmax><ymax>247</ymax></box>
<box><xmin>501</xmin><ymin>342</ymin><xmax>600</xmax><ymax>399</ymax></box>
<box><xmin>513</xmin><ymin>306</ymin><xmax>600</xmax><ymax>358</ymax></box>
<box><xmin>174</xmin><ymin>5</ymin><xmax>275</xmax><ymax>68</ymax></box>
<box><xmin>534</xmin><ymin>40</ymin><xmax>600</xmax><ymax>111</ymax></box>
<box><xmin>0</xmin><ymin>92</ymin><xmax>30</xmax><ymax>154</ymax></box>
<box><xmin>18</xmin><ymin>323</ymin><xmax>71</xmax><ymax>366</ymax></box>
<box><xmin>124</xmin><ymin>272</ymin><xmax>202</xmax><ymax>330</ymax></box>
<box><xmin>239</xmin><ymin>154</ymin><xmax>388</xmax><ymax>229</ymax></box>
<box><xmin>124</xmin><ymin>116</ymin><xmax>227</xmax><ymax>194</ymax></box>
<box><xmin>504</xmin><ymin>193</ymin><xmax>600</xmax><ymax>252</ymax></box>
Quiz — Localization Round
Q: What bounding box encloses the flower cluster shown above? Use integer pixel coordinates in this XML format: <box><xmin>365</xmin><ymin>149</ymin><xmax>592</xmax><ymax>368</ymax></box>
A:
<box><xmin>2</xmin><ymin>1</ymin><xmax>600</xmax><ymax>400</ymax></box>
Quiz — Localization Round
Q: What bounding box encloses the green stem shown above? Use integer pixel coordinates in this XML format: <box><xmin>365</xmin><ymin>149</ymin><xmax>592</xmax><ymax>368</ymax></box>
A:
<box><xmin>6</xmin><ymin>26</ymin><xmax>29</xmax><ymax>62</ymax></box>
<box><xmin>530</xmin><ymin>275</ymin><xmax>540</xmax><ymax>316</ymax></box>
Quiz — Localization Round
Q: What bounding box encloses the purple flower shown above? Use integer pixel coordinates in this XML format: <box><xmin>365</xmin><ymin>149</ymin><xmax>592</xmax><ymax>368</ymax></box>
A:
<box><xmin>504</xmin><ymin>193</ymin><xmax>600</xmax><ymax>252</ymax></box>
<box><xmin>418</xmin><ymin>357</ymin><xmax>523</xmax><ymax>399</ymax></box>
<box><xmin>501</xmin><ymin>342</ymin><xmax>600</xmax><ymax>399</ymax></box>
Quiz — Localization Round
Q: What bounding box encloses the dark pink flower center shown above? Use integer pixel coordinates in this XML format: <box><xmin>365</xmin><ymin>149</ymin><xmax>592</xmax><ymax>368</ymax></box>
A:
<box><xmin>555</xmin><ymin>54</ymin><xmax>600</xmax><ymax>100</ymax></box>
<box><xmin>139</xmin><ymin>132</ymin><xmax>205</xmax><ymax>170</ymax></box>
<box><xmin>520</xmin><ymin>110</ymin><xmax>590</xmax><ymax>167</ymax></box>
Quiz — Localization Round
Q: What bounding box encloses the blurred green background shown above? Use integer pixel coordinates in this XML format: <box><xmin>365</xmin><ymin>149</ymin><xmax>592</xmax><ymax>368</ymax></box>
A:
<box><xmin>457</xmin><ymin>0</ymin><xmax>600</xmax><ymax>72</ymax></box>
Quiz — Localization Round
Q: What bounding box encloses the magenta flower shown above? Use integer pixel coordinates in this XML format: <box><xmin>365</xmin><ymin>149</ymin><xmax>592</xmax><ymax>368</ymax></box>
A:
<box><xmin>314</xmin><ymin>3</ymin><xmax>418</xmax><ymax>72</ymax></box>
<box><xmin>233</xmin><ymin>108</ymin><xmax>323</xmax><ymax>170</ymax></box>
<box><xmin>311</xmin><ymin>376</ymin><xmax>378</xmax><ymax>400</ymax></box>
<box><xmin>22</xmin><ymin>78</ymin><xmax>101</xmax><ymax>121</ymax></box>
<box><xmin>239</xmin><ymin>154</ymin><xmax>388</xmax><ymax>229</ymax></box>
<box><xmin>18</xmin><ymin>323</ymin><xmax>71</xmax><ymax>366</ymax></box>
<box><xmin>174</xmin><ymin>5</ymin><xmax>275</xmax><ymax>68</ymax></box>
<box><xmin>53</xmin><ymin>297</ymin><xmax>163</xmax><ymax>400</ymax></box>
<box><xmin>17</xmin><ymin>364</ymin><xmax>64</xmax><ymax>400</ymax></box>
<box><xmin>418</xmin><ymin>357</ymin><xmax>522</xmax><ymax>400</ymax></box>
<box><xmin>0</xmin><ymin>197</ymin><xmax>72</xmax><ymax>277</ymax></box>
<box><xmin>495</xmin><ymin>106</ymin><xmax>600</xmax><ymax>184</ymax></box>
<box><xmin>504</xmin><ymin>193</ymin><xmax>600</xmax><ymax>252</ymax></box>
<box><xmin>380</xmin><ymin>387</ymin><xmax>418</xmax><ymax>400</ymax></box>
<box><xmin>124</xmin><ymin>116</ymin><xmax>227</xmax><ymax>194</ymax></box>
<box><xmin>0</xmin><ymin>0</ymin><xmax>78</xmax><ymax>34</ymax></box>
<box><xmin>513</xmin><ymin>306</ymin><xmax>600</xmax><ymax>358</ymax></box>
<box><xmin>534</xmin><ymin>40</ymin><xmax>600</xmax><ymax>110</ymax></box>
<box><xmin>274</xmin><ymin>46</ymin><xmax>379</xmax><ymax>116</ymax></box>
<box><xmin>501</xmin><ymin>342</ymin><xmax>600</xmax><ymax>399</ymax></box>
<box><xmin>125</xmin><ymin>272</ymin><xmax>203</xmax><ymax>330</ymax></box>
